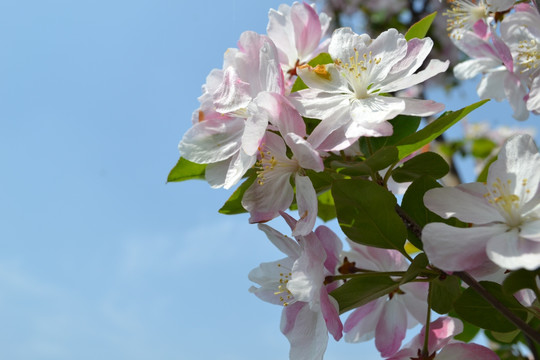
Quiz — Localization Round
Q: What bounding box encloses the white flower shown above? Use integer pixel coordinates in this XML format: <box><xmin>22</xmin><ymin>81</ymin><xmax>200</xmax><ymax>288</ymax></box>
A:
<box><xmin>423</xmin><ymin>134</ymin><xmax>540</xmax><ymax>272</ymax></box>
<box><xmin>290</xmin><ymin>28</ymin><xmax>448</xmax><ymax>151</ymax></box>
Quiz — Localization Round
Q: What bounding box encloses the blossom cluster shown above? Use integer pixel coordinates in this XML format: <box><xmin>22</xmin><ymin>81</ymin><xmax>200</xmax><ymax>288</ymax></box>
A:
<box><xmin>448</xmin><ymin>0</ymin><xmax>540</xmax><ymax>120</ymax></box>
<box><xmin>172</xmin><ymin>1</ymin><xmax>540</xmax><ymax>359</ymax></box>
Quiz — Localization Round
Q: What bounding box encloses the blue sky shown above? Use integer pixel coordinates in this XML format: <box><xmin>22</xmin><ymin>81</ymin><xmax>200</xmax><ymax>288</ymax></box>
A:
<box><xmin>0</xmin><ymin>1</ymin><xmax>538</xmax><ymax>359</ymax></box>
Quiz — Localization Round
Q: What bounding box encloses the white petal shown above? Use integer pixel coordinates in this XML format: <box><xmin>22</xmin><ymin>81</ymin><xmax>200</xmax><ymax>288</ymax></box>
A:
<box><xmin>521</xmin><ymin>220</ymin><xmax>540</xmax><ymax>241</ymax></box>
<box><xmin>258</xmin><ymin>223</ymin><xmax>301</xmax><ymax>258</ymax></box>
<box><xmin>380</xmin><ymin>59</ymin><xmax>449</xmax><ymax>93</ymax></box>
<box><xmin>487</xmin><ymin>230</ymin><xmax>540</xmax><ymax>270</ymax></box>
<box><xmin>179</xmin><ymin>118</ymin><xmax>244</xmax><ymax>164</ymax></box>
<box><xmin>424</xmin><ymin>184</ymin><xmax>505</xmax><ymax>224</ymax></box>
<box><xmin>423</xmin><ymin>223</ymin><xmax>506</xmax><ymax>273</ymax></box>
<box><xmin>297</xmin><ymin>63</ymin><xmax>349</xmax><ymax>93</ymax></box>
<box><xmin>292</xmin><ymin>174</ymin><xmax>318</xmax><ymax>237</ymax></box>
<box><xmin>285</xmin><ymin>133</ymin><xmax>324</xmax><ymax>171</ymax></box>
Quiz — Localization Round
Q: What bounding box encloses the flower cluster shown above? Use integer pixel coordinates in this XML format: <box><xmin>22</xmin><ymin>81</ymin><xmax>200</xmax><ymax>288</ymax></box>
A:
<box><xmin>172</xmin><ymin>1</ymin><xmax>540</xmax><ymax>359</ymax></box>
<box><xmin>449</xmin><ymin>1</ymin><xmax>540</xmax><ymax>120</ymax></box>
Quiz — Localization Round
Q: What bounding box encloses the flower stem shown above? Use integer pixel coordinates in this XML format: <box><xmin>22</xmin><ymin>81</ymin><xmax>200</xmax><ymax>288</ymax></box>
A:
<box><xmin>455</xmin><ymin>271</ymin><xmax>540</xmax><ymax>344</ymax></box>
<box><xmin>422</xmin><ymin>282</ymin><xmax>433</xmax><ymax>357</ymax></box>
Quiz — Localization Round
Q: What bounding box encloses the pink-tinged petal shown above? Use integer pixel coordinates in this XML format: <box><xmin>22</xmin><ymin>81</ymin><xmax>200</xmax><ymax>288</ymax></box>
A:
<box><xmin>285</xmin><ymin>133</ymin><xmax>324</xmax><ymax>171</ymax></box>
<box><xmin>267</xmin><ymin>5</ymin><xmax>295</xmax><ymax>67</ymax></box>
<box><xmin>491</xmin><ymin>33</ymin><xmax>513</xmax><ymax>71</ymax></box>
<box><xmin>179</xmin><ymin>118</ymin><xmax>244</xmax><ymax>164</ymax></box>
<box><xmin>242</xmin><ymin>171</ymin><xmax>294</xmax><ymax>223</ymax></box>
<box><xmin>472</xmin><ymin>19</ymin><xmax>489</xmax><ymax>39</ymax></box>
<box><xmin>258</xmin><ymin>37</ymin><xmax>285</xmax><ymax>95</ymax></box>
<box><xmin>379</xmin><ymin>59</ymin><xmax>449</xmax><ymax>93</ymax></box>
<box><xmin>387</xmin><ymin>37</ymin><xmax>434</xmax><ymax>80</ymax></box>
<box><xmin>304</xmin><ymin>99</ymin><xmax>352</xmax><ymax>150</ymax></box>
<box><xmin>297</xmin><ymin>63</ymin><xmax>349</xmax><ymax>93</ymax></box>
<box><xmin>451</xmin><ymin>29</ymin><xmax>498</xmax><ymax>59</ymax></box>
<box><xmin>320</xmin><ymin>292</ymin><xmax>343</xmax><ymax>341</ymax></box>
<box><xmin>291</xmin><ymin>2</ymin><xmax>322</xmax><ymax>59</ymax></box>
<box><xmin>424</xmin><ymin>184</ymin><xmax>505</xmax><ymax>224</ymax></box>
<box><xmin>344</xmin><ymin>299</ymin><xmax>385</xmax><ymax>342</ymax></box>
<box><xmin>423</xmin><ymin>223</ymin><xmax>507</xmax><ymax>273</ymax></box>
<box><xmin>401</xmin><ymin>283</ymin><xmax>428</xmax><ymax>324</ymax></box>
<box><xmin>288</xmin><ymin>231</ymin><xmax>326</xmax><ymax>303</ymax></box>
<box><xmin>223</xmin><ymin>149</ymin><xmax>257</xmax><ymax>189</ymax></box>
<box><xmin>256</xmin><ymin>92</ymin><xmax>306</xmax><ymax>137</ymax></box>
<box><xmin>213</xmin><ymin>67</ymin><xmax>252</xmax><ymax>113</ymax></box>
<box><xmin>436</xmin><ymin>343</ymin><xmax>499</xmax><ymax>360</ymax></box>
<box><xmin>257</xmin><ymin>223</ymin><xmax>301</xmax><ymax>258</ymax></box>
<box><xmin>292</xmin><ymin>174</ymin><xmax>318</xmax><ymax>236</ymax></box>
<box><xmin>375</xmin><ymin>299</ymin><xmax>408</xmax><ymax>357</ymax></box>
<box><xmin>314</xmin><ymin>123</ymin><xmax>358</xmax><ymax>152</ymax></box>
<box><xmin>400</xmin><ymin>98</ymin><xmax>445</xmax><ymax>117</ymax></box>
<box><xmin>280</xmin><ymin>303</ymin><xmax>329</xmax><ymax>360</ymax></box>
<box><xmin>425</xmin><ymin>316</ymin><xmax>463</xmax><ymax>352</ymax></box>
<box><xmin>315</xmin><ymin>226</ymin><xmax>343</xmax><ymax>273</ymax></box>
<box><xmin>522</xmin><ymin>220</ymin><xmax>540</xmax><ymax>241</ymax></box>
<box><xmin>486</xmin><ymin>230</ymin><xmax>540</xmax><ymax>270</ymax></box>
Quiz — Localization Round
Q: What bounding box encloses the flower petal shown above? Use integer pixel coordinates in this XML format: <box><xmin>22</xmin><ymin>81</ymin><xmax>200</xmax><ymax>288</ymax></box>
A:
<box><xmin>423</xmin><ymin>223</ymin><xmax>506</xmax><ymax>273</ymax></box>
<box><xmin>292</xmin><ymin>174</ymin><xmax>318</xmax><ymax>237</ymax></box>
<box><xmin>424</xmin><ymin>184</ymin><xmax>505</xmax><ymax>224</ymax></box>
<box><xmin>257</xmin><ymin>223</ymin><xmax>301</xmax><ymax>258</ymax></box>
<box><xmin>437</xmin><ymin>343</ymin><xmax>499</xmax><ymax>360</ymax></box>
<box><xmin>375</xmin><ymin>299</ymin><xmax>407</xmax><ymax>357</ymax></box>
<box><xmin>486</xmin><ymin>230</ymin><xmax>540</xmax><ymax>270</ymax></box>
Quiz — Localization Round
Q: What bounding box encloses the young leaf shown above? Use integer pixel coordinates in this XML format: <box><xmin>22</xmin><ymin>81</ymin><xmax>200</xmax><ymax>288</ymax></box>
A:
<box><xmin>454</xmin><ymin>281</ymin><xmax>528</xmax><ymax>333</ymax></box>
<box><xmin>317</xmin><ymin>191</ymin><xmax>337</xmax><ymax>222</ymax></box>
<box><xmin>396</xmin><ymin>99</ymin><xmax>489</xmax><ymax>159</ymax></box>
<box><xmin>167</xmin><ymin>157</ymin><xmax>206</xmax><ymax>182</ymax></box>
<box><xmin>405</xmin><ymin>12</ymin><xmax>437</xmax><ymax>41</ymax></box>
<box><xmin>330</xmin><ymin>274</ymin><xmax>399</xmax><ymax>313</ymax></box>
<box><xmin>332</xmin><ymin>179</ymin><xmax>407</xmax><ymax>251</ymax></box>
<box><xmin>400</xmin><ymin>253</ymin><xmax>429</xmax><ymax>284</ymax></box>
<box><xmin>431</xmin><ymin>274</ymin><xmax>462</xmax><ymax>314</ymax></box>
<box><xmin>392</xmin><ymin>152</ymin><xmax>449</xmax><ymax>183</ymax></box>
<box><xmin>218</xmin><ymin>174</ymin><xmax>257</xmax><ymax>215</ymax></box>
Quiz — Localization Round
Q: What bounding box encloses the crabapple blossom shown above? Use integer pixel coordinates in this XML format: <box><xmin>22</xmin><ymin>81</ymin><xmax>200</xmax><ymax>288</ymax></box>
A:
<box><xmin>444</xmin><ymin>0</ymin><xmax>515</xmax><ymax>38</ymax></box>
<box><xmin>241</xmin><ymin>131</ymin><xmax>323</xmax><ymax>236</ymax></box>
<box><xmin>387</xmin><ymin>316</ymin><xmax>498</xmax><ymax>360</ymax></box>
<box><xmin>423</xmin><ymin>134</ymin><xmax>540</xmax><ymax>272</ymax></box>
<box><xmin>341</xmin><ymin>241</ymin><xmax>428</xmax><ymax>357</ymax></box>
<box><xmin>248</xmin><ymin>214</ymin><xmax>343</xmax><ymax>360</ymax></box>
<box><xmin>291</xmin><ymin>27</ymin><xmax>448</xmax><ymax>151</ymax></box>
<box><xmin>267</xmin><ymin>2</ymin><xmax>331</xmax><ymax>81</ymax></box>
<box><xmin>179</xmin><ymin>31</ymin><xmax>305</xmax><ymax>189</ymax></box>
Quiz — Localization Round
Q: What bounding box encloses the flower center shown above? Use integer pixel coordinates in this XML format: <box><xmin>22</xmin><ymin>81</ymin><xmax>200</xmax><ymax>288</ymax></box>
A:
<box><xmin>517</xmin><ymin>39</ymin><xmax>540</xmax><ymax>73</ymax></box>
<box><xmin>256</xmin><ymin>147</ymin><xmax>299</xmax><ymax>186</ymax></box>
<box><xmin>484</xmin><ymin>177</ymin><xmax>523</xmax><ymax>227</ymax></box>
<box><xmin>444</xmin><ymin>0</ymin><xmax>488</xmax><ymax>34</ymax></box>
<box><xmin>335</xmin><ymin>48</ymin><xmax>381</xmax><ymax>99</ymax></box>
<box><xmin>275</xmin><ymin>263</ymin><xmax>294</xmax><ymax>307</ymax></box>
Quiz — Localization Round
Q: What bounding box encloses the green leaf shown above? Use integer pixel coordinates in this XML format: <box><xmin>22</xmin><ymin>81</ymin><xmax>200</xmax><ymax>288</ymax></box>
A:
<box><xmin>359</xmin><ymin>115</ymin><xmax>421</xmax><ymax>153</ymax></box>
<box><xmin>400</xmin><ymin>176</ymin><xmax>442</xmax><ymax>250</ymax></box>
<box><xmin>167</xmin><ymin>157</ymin><xmax>206</xmax><ymax>182</ymax></box>
<box><xmin>218</xmin><ymin>174</ymin><xmax>257</xmax><ymax>215</ymax></box>
<box><xmin>332</xmin><ymin>179</ymin><xmax>407</xmax><ymax>251</ymax></box>
<box><xmin>317</xmin><ymin>191</ymin><xmax>337</xmax><ymax>222</ymax></box>
<box><xmin>431</xmin><ymin>274</ymin><xmax>462</xmax><ymax>314</ymax></box>
<box><xmin>308</xmin><ymin>52</ymin><xmax>333</xmax><ymax>66</ymax></box>
<box><xmin>396</xmin><ymin>100</ymin><xmax>489</xmax><ymax>159</ymax></box>
<box><xmin>502</xmin><ymin>269</ymin><xmax>540</xmax><ymax>296</ymax></box>
<box><xmin>332</xmin><ymin>146</ymin><xmax>398</xmax><ymax>176</ymax></box>
<box><xmin>471</xmin><ymin>138</ymin><xmax>497</xmax><ymax>158</ymax></box>
<box><xmin>400</xmin><ymin>253</ymin><xmax>429</xmax><ymax>284</ymax></box>
<box><xmin>290</xmin><ymin>53</ymin><xmax>333</xmax><ymax>93</ymax></box>
<box><xmin>454</xmin><ymin>281</ymin><xmax>528</xmax><ymax>332</ymax></box>
<box><xmin>330</xmin><ymin>274</ymin><xmax>399</xmax><ymax>313</ymax></box>
<box><xmin>392</xmin><ymin>152</ymin><xmax>449</xmax><ymax>183</ymax></box>
<box><xmin>476</xmin><ymin>155</ymin><xmax>497</xmax><ymax>183</ymax></box>
<box><xmin>450</xmin><ymin>310</ymin><xmax>481</xmax><ymax>342</ymax></box>
<box><xmin>405</xmin><ymin>12</ymin><xmax>437</xmax><ymax>40</ymax></box>
<box><xmin>486</xmin><ymin>329</ymin><xmax>521</xmax><ymax>344</ymax></box>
